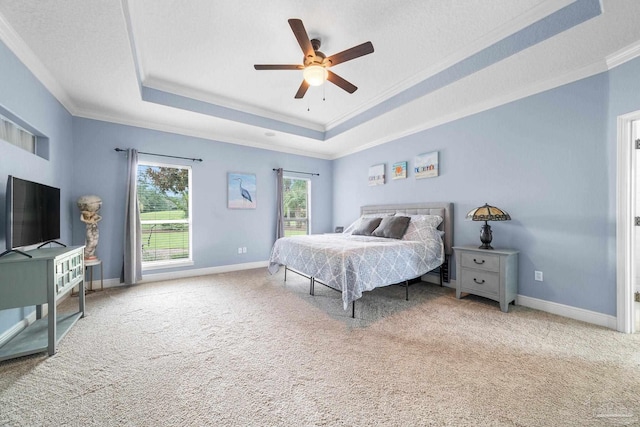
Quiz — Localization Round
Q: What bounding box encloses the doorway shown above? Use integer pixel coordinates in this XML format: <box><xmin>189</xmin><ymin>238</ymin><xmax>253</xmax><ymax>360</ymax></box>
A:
<box><xmin>634</xmin><ymin>119</ymin><xmax>640</xmax><ymax>332</ymax></box>
<box><xmin>617</xmin><ymin>112</ymin><xmax>640</xmax><ymax>333</ymax></box>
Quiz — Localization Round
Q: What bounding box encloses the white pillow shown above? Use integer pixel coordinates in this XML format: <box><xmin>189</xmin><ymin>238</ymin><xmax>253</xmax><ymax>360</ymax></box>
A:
<box><xmin>395</xmin><ymin>213</ymin><xmax>443</xmax><ymax>228</ymax></box>
<box><xmin>402</xmin><ymin>215</ymin><xmax>444</xmax><ymax>242</ymax></box>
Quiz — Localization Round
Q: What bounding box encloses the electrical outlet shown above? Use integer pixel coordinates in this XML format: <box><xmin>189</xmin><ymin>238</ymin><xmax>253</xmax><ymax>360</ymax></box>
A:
<box><xmin>242</xmin><ymin>247</ymin><xmax>247</xmax><ymax>253</ymax></box>
<box><xmin>238</xmin><ymin>247</ymin><xmax>242</xmax><ymax>254</ymax></box>
<box><xmin>535</xmin><ymin>271</ymin><xmax>543</xmax><ymax>282</ymax></box>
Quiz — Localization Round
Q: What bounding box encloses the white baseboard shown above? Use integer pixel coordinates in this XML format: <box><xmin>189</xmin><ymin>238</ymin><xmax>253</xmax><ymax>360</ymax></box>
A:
<box><xmin>3</xmin><ymin>265</ymin><xmax>614</xmax><ymax>347</ymax></box>
<box><xmin>100</xmin><ymin>260</ymin><xmax>270</xmax><ymax>289</ymax></box>
<box><xmin>516</xmin><ymin>295</ymin><xmax>617</xmax><ymax>329</ymax></box>
<box><xmin>422</xmin><ymin>275</ymin><xmax>617</xmax><ymax>329</ymax></box>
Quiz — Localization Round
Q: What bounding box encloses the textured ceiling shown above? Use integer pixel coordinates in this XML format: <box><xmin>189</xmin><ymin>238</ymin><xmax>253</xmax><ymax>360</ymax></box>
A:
<box><xmin>0</xmin><ymin>0</ymin><xmax>639</xmax><ymax>159</ymax></box>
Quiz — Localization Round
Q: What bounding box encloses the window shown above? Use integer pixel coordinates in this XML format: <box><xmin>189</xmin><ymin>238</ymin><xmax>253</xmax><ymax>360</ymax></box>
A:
<box><xmin>283</xmin><ymin>177</ymin><xmax>311</xmax><ymax>237</ymax></box>
<box><xmin>137</xmin><ymin>161</ymin><xmax>192</xmax><ymax>267</ymax></box>
<box><xmin>0</xmin><ymin>114</ymin><xmax>36</xmax><ymax>154</ymax></box>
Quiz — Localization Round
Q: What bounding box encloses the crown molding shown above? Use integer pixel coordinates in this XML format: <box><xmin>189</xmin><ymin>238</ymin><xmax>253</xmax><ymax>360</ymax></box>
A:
<box><xmin>0</xmin><ymin>11</ymin><xmax>77</xmax><ymax>115</ymax></box>
<box><xmin>74</xmin><ymin>108</ymin><xmax>333</xmax><ymax>160</ymax></box>
<box><xmin>120</xmin><ymin>0</ymin><xmax>575</xmax><ymax>137</ymax></box>
<box><xmin>0</xmin><ymin>0</ymin><xmax>620</xmax><ymax>162</ymax></box>
<box><xmin>606</xmin><ymin>40</ymin><xmax>640</xmax><ymax>70</ymax></box>
<box><xmin>332</xmin><ymin>59</ymin><xmax>608</xmax><ymax>159</ymax></box>
<box><xmin>324</xmin><ymin>0</ymin><xmax>575</xmax><ymax>131</ymax></box>
<box><xmin>77</xmin><ymin>57</ymin><xmax>609</xmax><ymax>162</ymax></box>
<box><xmin>143</xmin><ymin>77</ymin><xmax>326</xmax><ymax>133</ymax></box>
<box><xmin>120</xmin><ymin>0</ymin><xmax>326</xmax><ymax>134</ymax></box>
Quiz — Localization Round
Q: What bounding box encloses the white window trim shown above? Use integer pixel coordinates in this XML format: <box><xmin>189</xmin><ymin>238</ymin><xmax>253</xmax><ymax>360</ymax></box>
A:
<box><xmin>283</xmin><ymin>175</ymin><xmax>312</xmax><ymax>235</ymax></box>
<box><xmin>138</xmin><ymin>160</ymin><xmax>193</xmax><ymax>270</ymax></box>
<box><xmin>142</xmin><ymin>259</ymin><xmax>194</xmax><ymax>271</ymax></box>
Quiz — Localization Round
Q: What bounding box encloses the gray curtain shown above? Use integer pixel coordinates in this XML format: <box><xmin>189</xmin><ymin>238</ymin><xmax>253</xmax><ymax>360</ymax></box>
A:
<box><xmin>122</xmin><ymin>149</ymin><xmax>142</xmax><ymax>284</ymax></box>
<box><xmin>275</xmin><ymin>168</ymin><xmax>284</xmax><ymax>240</ymax></box>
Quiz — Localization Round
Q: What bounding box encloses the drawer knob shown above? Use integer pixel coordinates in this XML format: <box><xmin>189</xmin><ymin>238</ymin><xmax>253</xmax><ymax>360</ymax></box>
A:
<box><xmin>473</xmin><ymin>278</ymin><xmax>485</xmax><ymax>284</ymax></box>
<box><xmin>473</xmin><ymin>258</ymin><xmax>485</xmax><ymax>265</ymax></box>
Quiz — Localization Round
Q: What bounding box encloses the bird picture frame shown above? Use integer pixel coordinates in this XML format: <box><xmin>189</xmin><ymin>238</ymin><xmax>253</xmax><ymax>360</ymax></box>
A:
<box><xmin>228</xmin><ymin>172</ymin><xmax>257</xmax><ymax>209</ymax></box>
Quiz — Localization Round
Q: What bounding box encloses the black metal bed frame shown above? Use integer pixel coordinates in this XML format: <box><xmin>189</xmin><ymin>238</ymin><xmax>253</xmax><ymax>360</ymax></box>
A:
<box><xmin>278</xmin><ymin>202</ymin><xmax>453</xmax><ymax>319</ymax></box>
<box><xmin>283</xmin><ymin>254</ymin><xmax>449</xmax><ymax>318</ymax></box>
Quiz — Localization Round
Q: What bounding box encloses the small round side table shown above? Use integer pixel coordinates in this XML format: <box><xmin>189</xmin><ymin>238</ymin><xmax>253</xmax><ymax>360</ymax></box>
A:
<box><xmin>85</xmin><ymin>258</ymin><xmax>103</xmax><ymax>292</ymax></box>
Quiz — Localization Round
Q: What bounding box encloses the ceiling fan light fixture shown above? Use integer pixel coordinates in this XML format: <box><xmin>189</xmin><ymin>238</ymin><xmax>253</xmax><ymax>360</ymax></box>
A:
<box><xmin>254</xmin><ymin>19</ymin><xmax>373</xmax><ymax>98</ymax></box>
<box><xmin>303</xmin><ymin>65</ymin><xmax>328</xmax><ymax>86</ymax></box>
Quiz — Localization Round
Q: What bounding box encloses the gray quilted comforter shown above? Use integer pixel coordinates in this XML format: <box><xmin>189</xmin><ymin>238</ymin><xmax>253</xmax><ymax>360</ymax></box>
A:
<box><xmin>268</xmin><ymin>232</ymin><xmax>444</xmax><ymax>310</ymax></box>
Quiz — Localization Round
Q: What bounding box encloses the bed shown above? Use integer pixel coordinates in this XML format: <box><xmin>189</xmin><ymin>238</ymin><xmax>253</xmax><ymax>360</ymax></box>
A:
<box><xmin>268</xmin><ymin>202</ymin><xmax>453</xmax><ymax>316</ymax></box>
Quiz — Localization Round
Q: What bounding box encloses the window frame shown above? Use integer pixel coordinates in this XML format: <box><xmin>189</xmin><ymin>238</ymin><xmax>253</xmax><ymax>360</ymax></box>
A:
<box><xmin>283</xmin><ymin>175</ymin><xmax>312</xmax><ymax>236</ymax></box>
<box><xmin>0</xmin><ymin>113</ymin><xmax>36</xmax><ymax>154</ymax></box>
<box><xmin>137</xmin><ymin>160</ymin><xmax>193</xmax><ymax>270</ymax></box>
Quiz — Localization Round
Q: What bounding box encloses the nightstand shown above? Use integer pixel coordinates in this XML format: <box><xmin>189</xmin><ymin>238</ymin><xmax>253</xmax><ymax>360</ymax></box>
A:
<box><xmin>453</xmin><ymin>246</ymin><xmax>519</xmax><ymax>312</ymax></box>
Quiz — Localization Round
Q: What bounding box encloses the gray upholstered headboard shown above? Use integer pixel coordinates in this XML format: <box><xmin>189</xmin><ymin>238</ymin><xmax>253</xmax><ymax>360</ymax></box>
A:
<box><xmin>360</xmin><ymin>202</ymin><xmax>454</xmax><ymax>255</ymax></box>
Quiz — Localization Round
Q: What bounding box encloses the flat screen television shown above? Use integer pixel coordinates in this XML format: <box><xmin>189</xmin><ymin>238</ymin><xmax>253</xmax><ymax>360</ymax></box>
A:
<box><xmin>5</xmin><ymin>175</ymin><xmax>61</xmax><ymax>251</ymax></box>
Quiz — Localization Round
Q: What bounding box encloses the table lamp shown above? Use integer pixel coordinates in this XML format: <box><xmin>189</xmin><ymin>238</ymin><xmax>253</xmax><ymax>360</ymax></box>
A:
<box><xmin>465</xmin><ymin>203</ymin><xmax>511</xmax><ymax>250</ymax></box>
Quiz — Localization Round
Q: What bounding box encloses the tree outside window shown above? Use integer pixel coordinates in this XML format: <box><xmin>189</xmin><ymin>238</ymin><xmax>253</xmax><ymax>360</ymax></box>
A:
<box><xmin>137</xmin><ymin>162</ymin><xmax>192</xmax><ymax>264</ymax></box>
<box><xmin>283</xmin><ymin>177</ymin><xmax>310</xmax><ymax>236</ymax></box>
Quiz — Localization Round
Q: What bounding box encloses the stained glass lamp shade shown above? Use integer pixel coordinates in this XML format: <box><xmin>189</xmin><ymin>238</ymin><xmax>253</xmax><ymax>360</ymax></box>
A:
<box><xmin>465</xmin><ymin>203</ymin><xmax>511</xmax><ymax>250</ymax></box>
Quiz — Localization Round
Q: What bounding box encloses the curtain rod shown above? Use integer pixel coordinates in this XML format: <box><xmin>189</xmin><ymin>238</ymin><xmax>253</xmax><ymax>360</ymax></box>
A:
<box><xmin>114</xmin><ymin>148</ymin><xmax>203</xmax><ymax>162</ymax></box>
<box><xmin>273</xmin><ymin>168</ymin><xmax>319</xmax><ymax>177</ymax></box>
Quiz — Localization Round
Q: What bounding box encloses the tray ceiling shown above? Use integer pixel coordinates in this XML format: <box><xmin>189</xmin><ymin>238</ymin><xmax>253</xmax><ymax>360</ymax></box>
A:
<box><xmin>0</xmin><ymin>0</ymin><xmax>639</xmax><ymax>158</ymax></box>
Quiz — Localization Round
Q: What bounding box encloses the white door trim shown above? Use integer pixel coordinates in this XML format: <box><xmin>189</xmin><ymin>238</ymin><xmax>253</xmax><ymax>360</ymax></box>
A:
<box><xmin>616</xmin><ymin>111</ymin><xmax>640</xmax><ymax>333</ymax></box>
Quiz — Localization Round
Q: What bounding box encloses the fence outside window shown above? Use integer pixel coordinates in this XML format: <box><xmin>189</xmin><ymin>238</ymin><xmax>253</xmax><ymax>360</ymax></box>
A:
<box><xmin>283</xmin><ymin>177</ymin><xmax>310</xmax><ymax>237</ymax></box>
<box><xmin>137</xmin><ymin>162</ymin><xmax>192</xmax><ymax>265</ymax></box>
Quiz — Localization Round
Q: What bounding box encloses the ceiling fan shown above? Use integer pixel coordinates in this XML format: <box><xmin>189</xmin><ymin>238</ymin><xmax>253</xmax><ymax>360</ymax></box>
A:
<box><xmin>254</xmin><ymin>19</ymin><xmax>374</xmax><ymax>99</ymax></box>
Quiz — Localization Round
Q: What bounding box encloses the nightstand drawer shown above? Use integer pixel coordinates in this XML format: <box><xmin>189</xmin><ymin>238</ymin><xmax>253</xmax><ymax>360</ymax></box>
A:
<box><xmin>460</xmin><ymin>251</ymin><xmax>500</xmax><ymax>272</ymax></box>
<box><xmin>460</xmin><ymin>269</ymin><xmax>499</xmax><ymax>296</ymax></box>
<box><xmin>454</xmin><ymin>246</ymin><xmax>519</xmax><ymax>313</ymax></box>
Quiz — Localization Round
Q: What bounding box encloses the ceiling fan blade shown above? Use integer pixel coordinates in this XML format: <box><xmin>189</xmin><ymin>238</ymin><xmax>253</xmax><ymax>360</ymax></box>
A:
<box><xmin>327</xmin><ymin>71</ymin><xmax>357</xmax><ymax>94</ymax></box>
<box><xmin>254</xmin><ymin>64</ymin><xmax>304</xmax><ymax>70</ymax></box>
<box><xmin>294</xmin><ymin>80</ymin><xmax>310</xmax><ymax>99</ymax></box>
<box><xmin>288</xmin><ymin>19</ymin><xmax>315</xmax><ymax>58</ymax></box>
<box><xmin>325</xmin><ymin>41</ymin><xmax>374</xmax><ymax>67</ymax></box>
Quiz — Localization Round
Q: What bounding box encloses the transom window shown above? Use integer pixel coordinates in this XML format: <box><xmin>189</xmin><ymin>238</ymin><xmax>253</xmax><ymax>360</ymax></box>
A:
<box><xmin>0</xmin><ymin>114</ymin><xmax>36</xmax><ymax>154</ymax></box>
<box><xmin>137</xmin><ymin>161</ymin><xmax>192</xmax><ymax>267</ymax></box>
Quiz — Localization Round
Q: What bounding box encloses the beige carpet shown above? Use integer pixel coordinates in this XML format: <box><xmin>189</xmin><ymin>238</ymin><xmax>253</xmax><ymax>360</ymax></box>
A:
<box><xmin>1</xmin><ymin>269</ymin><xmax>639</xmax><ymax>426</ymax></box>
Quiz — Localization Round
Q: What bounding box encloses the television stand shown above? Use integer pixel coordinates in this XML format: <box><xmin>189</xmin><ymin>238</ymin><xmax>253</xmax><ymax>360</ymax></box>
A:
<box><xmin>0</xmin><ymin>249</ymin><xmax>32</xmax><ymax>259</ymax></box>
<box><xmin>0</xmin><ymin>246</ymin><xmax>85</xmax><ymax>361</ymax></box>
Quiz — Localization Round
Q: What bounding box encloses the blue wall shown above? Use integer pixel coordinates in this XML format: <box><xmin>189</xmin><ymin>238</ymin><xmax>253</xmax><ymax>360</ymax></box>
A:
<box><xmin>3</xmin><ymin>25</ymin><xmax>640</xmax><ymax>338</ymax></box>
<box><xmin>0</xmin><ymin>40</ymin><xmax>75</xmax><ymax>333</ymax></box>
<box><xmin>333</xmin><ymin>67</ymin><xmax>640</xmax><ymax>317</ymax></box>
<box><xmin>71</xmin><ymin>118</ymin><xmax>333</xmax><ymax>280</ymax></box>
<box><xmin>0</xmin><ymin>38</ymin><xmax>333</xmax><ymax>338</ymax></box>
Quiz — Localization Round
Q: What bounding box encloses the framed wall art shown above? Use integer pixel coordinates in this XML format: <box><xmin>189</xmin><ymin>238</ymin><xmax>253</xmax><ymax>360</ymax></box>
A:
<box><xmin>392</xmin><ymin>161</ymin><xmax>407</xmax><ymax>180</ymax></box>
<box><xmin>228</xmin><ymin>172</ymin><xmax>257</xmax><ymax>209</ymax></box>
<box><xmin>368</xmin><ymin>164</ymin><xmax>385</xmax><ymax>186</ymax></box>
<box><xmin>415</xmin><ymin>151</ymin><xmax>439</xmax><ymax>179</ymax></box>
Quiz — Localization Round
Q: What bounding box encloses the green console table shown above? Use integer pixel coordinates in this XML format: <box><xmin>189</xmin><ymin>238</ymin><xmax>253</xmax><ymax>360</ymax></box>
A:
<box><xmin>0</xmin><ymin>246</ymin><xmax>85</xmax><ymax>362</ymax></box>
